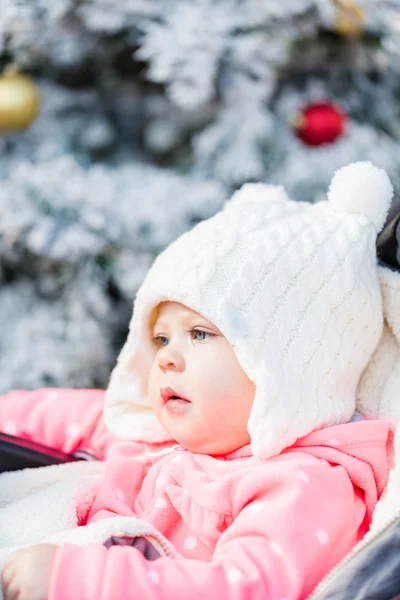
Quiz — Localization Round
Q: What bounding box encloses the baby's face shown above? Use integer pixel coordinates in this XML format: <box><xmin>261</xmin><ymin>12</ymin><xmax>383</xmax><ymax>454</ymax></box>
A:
<box><xmin>147</xmin><ymin>302</ymin><xmax>255</xmax><ymax>455</ymax></box>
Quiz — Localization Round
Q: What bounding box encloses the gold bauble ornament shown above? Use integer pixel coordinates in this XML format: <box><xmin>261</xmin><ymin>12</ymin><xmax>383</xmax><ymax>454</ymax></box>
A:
<box><xmin>0</xmin><ymin>66</ymin><xmax>41</xmax><ymax>133</ymax></box>
<box><xmin>333</xmin><ymin>0</ymin><xmax>365</xmax><ymax>38</ymax></box>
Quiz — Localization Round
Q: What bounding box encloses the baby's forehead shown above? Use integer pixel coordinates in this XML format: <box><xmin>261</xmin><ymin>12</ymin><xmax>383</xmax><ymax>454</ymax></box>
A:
<box><xmin>150</xmin><ymin>301</ymin><xmax>222</xmax><ymax>335</ymax></box>
<box><xmin>153</xmin><ymin>301</ymin><xmax>199</xmax><ymax>324</ymax></box>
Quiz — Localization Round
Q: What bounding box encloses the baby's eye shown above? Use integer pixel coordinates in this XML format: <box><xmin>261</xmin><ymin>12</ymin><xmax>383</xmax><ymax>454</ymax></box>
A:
<box><xmin>152</xmin><ymin>335</ymin><xmax>168</xmax><ymax>348</ymax></box>
<box><xmin>191</xmin><ymin>329</ymin><xmax>215</xmax><ymax>342</ymax></box>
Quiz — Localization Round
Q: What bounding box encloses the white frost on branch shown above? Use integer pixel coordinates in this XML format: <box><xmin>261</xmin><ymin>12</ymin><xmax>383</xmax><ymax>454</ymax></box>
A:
<box><xmin>1</xmin><ymin>0</ymin><xmax>400</xmax><ymax>391</ymax></box>
<box><xmin>0</xmin><ymin>279</ymin><xmax>112</xmax><ymax>394</ymax></box>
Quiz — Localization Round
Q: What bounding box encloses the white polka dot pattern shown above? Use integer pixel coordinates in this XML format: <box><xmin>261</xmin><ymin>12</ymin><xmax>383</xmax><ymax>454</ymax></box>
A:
<box><xmin>155</xmin><ymin>475</ymin><xmax>166</xmax><ymax>489</ymax></box>
<box><xmin>67</xmin><ymin>424</ymin><xmax>80</xmax><ymax>438</ymax></box>
<box><xmin>270</xmin><ymin>542</ymin><xmax>283</xmax><ymax>555</ymax></box>
<box><xmin>248</xmin><ymin>502</ymin><xmax>264</xmax><ymax>514</ymax></box>
<box><xmin>116</xmin><ymin>488</ymin><xmax>125</xmax><ymax>502</ymax></box>
<box><xmin>148</xmin><ymin>570</ymin><xmax>160</xmax><ymax>584</ymax></box>
<box><xmin>316</xmin><ymin>529</ymin><xmax>329</xmax><ymax>545</ymax></box>
<box><xmin>328</xmin><ymin>439</ymin><xmax>340</xmax><ymax>447</ymax></box>
<box><xmin>297</xmin><ymin>471</ymin><xmax>310</xmax><ymax>483</ymax></box>
<box><xmin>184</xmin><ymin>536</ymin><xmax>198</xmax><ymax>550</ymax></box>
<box><xmin>4</xmin><ymin>421</ymin><xmax>16</xmax><ymax>435</ymax></box>
<box><xmin>154</xmin><ymin>497</ymin><xmax>168</xmax><ymax>508</ymax></box>
<box><xmin>227</xmin><ymin>567</ymin><xmax>243</xmax><ymax>583</ymax></box>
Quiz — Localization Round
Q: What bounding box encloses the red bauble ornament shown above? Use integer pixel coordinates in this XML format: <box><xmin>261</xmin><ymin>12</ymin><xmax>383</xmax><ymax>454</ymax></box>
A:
<box><xmin>291</xmin><ymin>102</ymin><xmax>347</xmax><ymax>146</ymax></box>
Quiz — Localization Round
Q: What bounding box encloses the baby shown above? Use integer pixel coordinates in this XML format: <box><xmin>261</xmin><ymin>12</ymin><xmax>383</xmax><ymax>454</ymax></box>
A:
<box><xmin>0</xmin><ymin>162</ymin><xmax>394</xmax><ymax>600</ymax></box>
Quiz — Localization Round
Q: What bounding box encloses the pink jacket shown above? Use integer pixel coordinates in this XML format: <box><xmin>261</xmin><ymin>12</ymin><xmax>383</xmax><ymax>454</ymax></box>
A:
<box><xmin>0</xmin><ymin>388</ymin><xmax>390</xmax><ymax>600</ymax></box>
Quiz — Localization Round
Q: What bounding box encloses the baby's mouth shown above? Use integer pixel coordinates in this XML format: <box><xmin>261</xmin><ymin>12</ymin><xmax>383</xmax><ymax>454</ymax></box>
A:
<box><xmin>160</xmin><ymin>387</ymin><xmax>191</xmax><ymax>405</ymax></box>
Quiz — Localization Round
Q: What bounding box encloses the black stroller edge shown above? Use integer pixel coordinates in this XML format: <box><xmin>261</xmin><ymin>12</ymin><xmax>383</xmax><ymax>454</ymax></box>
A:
<box><xmin>0</xmin><ymin>432</ymin><xmax>95</xmax><ymax>472</ymax></box>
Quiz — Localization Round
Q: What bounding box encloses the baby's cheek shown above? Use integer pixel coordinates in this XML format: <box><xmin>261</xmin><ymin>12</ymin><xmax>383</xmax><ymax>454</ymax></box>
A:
<box><xmin>198</xmin><ymin>378</ymin><xmax>234</xmax><ymax>419</ymax></box>
<box><xmin>147</xmin><ymin>367</ymin><xmax>159</xmax><ymax>404</ymax></box>
<box><xmin>203</xmin><ymin>359</ymin><xmax>241</xmax><ymax>395</ymax></box>
<box><xmin>197</xmin><ymin>367</ymin><xmax>226</xmax><ymax>398</ymax></box>
<box><xmin>201</xmin><ymin>364</ymin><xmax>253</xmax><ymax>421</ymax></box>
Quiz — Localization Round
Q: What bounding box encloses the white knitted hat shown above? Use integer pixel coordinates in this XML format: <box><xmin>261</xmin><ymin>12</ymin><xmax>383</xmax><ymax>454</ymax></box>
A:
<box><xmin>105</xmin><ymin>162</ymin><xmax>393</xmax><ymax>459</ymax></box>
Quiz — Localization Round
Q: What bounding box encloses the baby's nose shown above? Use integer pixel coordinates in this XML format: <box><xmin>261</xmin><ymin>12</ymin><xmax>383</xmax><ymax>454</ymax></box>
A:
<box><xmin>158</xmin><ymin>345</ymin><xmax>184</xmax><ymax>372</ymax></box>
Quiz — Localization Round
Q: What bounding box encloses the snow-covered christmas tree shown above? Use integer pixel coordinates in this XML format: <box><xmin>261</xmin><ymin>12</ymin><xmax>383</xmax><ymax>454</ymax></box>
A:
<box><xmin>1</xmin><ymin>0</ymin><xmax>399</xmax><ymax>392</ymax></box>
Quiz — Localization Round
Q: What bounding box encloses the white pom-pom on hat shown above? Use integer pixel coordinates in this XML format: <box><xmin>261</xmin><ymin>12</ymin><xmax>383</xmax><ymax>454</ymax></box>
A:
<box><xmin>328</xmin><ymin>161</ymin><xmax>393</xmax><ymax>232</ymax></box>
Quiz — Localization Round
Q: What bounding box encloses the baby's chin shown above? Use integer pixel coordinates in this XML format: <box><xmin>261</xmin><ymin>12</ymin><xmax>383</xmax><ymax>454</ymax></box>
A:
<box><xmin>152</xmin><ymin>401</ymin><xmax>251</xmax><ymax>455</ymax></box>
<box><xmin>164</xmin><ymin>425</ymin><xmax>247</xmax><ymax>456</ymax></box>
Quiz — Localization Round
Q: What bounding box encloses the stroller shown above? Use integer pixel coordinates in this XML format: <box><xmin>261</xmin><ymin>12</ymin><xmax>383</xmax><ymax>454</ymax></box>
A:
<box><xmin>305</xmin><ymin>211</ymin><xmax>400</xmax><ymax>600</ymax></box>
<box><xmin>0</xmin><ymin>213</ymin><xmax>400</xmax><ymax>600</ymax></box>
